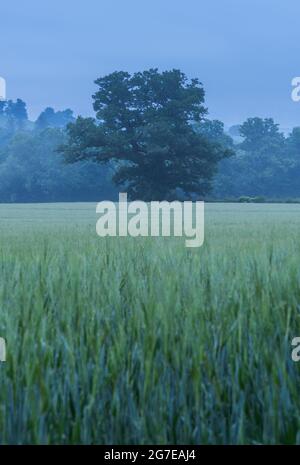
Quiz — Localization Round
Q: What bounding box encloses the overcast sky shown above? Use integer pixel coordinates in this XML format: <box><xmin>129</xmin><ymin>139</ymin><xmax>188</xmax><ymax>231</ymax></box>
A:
<box><xmin>1</xmin><ymin>0</ymin><xmax>300</xmax><ymax>128</ymax></box>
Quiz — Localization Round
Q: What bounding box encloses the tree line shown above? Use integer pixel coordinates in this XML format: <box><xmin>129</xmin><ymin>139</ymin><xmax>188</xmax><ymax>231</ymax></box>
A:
<box><xmin>0</xmin><ymin>99</ymin><xmax>117</xmax><ymax>202</ymax></box>
<box><xmin>1</xmin><ymin>69</ymin><xmax>300</xmax><ymax>203</ymax></box>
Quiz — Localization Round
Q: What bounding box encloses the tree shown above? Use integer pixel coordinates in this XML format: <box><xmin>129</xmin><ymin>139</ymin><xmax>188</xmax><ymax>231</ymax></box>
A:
<box><xmin>287</xmin><ymin>127</ymin><xmax>300</xmax><ymax>155</ymax></box>
<box><xmin>35</xmin><ymin>107</ymin><xmax>74</xmax><ymax>130</ymax></box>
<box><xmin>195</xmin><ymin>119</ymin><xmax>233</xmax><ymax>148</ymax></box>
<box><xmin>239</xmin><ymin>117</ymin><xmax>285</xmax><ymax>157</ymax></box>
<box><xmin>0</xmin><ymin>98</ymin><xmax>29</xmax><ymax>132</ymax></box>
<box><xmin>280</xmin><ymin>127</ymin><xmax>300</xmax><ymax>196</ymax></box>
<box><xmin>0</xmin><ymin>101</ymin><xmax>6</xmax><ymax>116</ymax></box>
<box><xmin>213</xmin><ymin>117</ymin><xmax>289</xmax><ymax>199</ymax></box>
<box><xmin>228</xmin><ymin>125</ymin><xmax>241</xmax><ymax>137</ymax></box>
<box><xmin>5</xmin><ymin>99</ymin><xmax>28</xmax><ymax>129</ymax></box>
<box><xmin>0</xmin><ymin>128</ymin><xmax>117</xmax><ymax>203</ymax></box>
<box><xmin>60</xmin><ymin>69</ymin><xmax>232</xmax><ymax>200</ymax></box>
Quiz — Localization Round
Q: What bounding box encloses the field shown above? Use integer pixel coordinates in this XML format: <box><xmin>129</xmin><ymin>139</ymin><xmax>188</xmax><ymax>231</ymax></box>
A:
<box><xmin>0</xmin><ymin>202</ymin><xmax>300</xmax><ymax>444</ymax></box>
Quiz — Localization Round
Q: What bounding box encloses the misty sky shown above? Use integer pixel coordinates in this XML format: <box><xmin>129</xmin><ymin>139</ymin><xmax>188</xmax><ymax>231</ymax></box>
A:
<box><xmin>1</xmin><ymin>0</ymin><xmax>300</xmax><ymax>128</ymax></box>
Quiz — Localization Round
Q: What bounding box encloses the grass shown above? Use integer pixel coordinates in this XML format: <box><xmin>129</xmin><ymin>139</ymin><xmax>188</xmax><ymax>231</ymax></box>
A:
<box><xmin>0</xmin><ymin>202</ymin><xmax>300</xmax><ymax>444</ymax></box>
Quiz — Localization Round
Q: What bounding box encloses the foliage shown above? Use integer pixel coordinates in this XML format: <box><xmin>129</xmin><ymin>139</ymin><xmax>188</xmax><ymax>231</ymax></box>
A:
<box><xmin>0</xmin><ymin>128</ymin><xmax>117</xmax><ymax>202</ymax></box>
<box><xmin>60</xmin><ymin>69</ymin><xmax>232</xmax><ymax>200</ymax></box>
<box><xmin>35</xmin><ymin>108</ymin><xmax>75</xmax><ymax>130</ymax></box>
<box><xmin>213</xmin><ymin>118</ymin><xmax>300</xmax><ymax>199</ymax></box>
<box><xmin>1</xmin><ymin>96</ymin><xmax>300</xmax><ymax>202</ymax></box>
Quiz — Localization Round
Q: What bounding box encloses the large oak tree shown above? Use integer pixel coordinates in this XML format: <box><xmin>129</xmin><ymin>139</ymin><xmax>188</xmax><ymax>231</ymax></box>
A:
<box><xmin>60</xmin><ymin>69</ymin><xmax>232</xmax><ymax>200</ymax></box>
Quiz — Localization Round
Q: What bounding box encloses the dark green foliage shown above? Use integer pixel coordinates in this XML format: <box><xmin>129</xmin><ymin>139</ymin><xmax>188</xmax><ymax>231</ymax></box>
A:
<box><xmin>213</xmin><ymin>118</ymin><xmax>300</xmax><ymax>200</ymax></box>
<box><xmin>2</xmin><ymin>94</ymin><xmax>300</xmax><ymax>202</ymax></box>
<box><xmin>35</xmin><ymin>107</ymin><xmax>75</xmax><ymax>130</ymax></box>
<box><xmin>60</xmin><ymin>69</ymin><xmax>232</xmax><ymax>200</ymax></box>
<box><xmin>0</xmin><ymin>102</ymin><xmax>117</xmax><ymax>203</ymax></box>
<box><xmin>0</xmin><ymin>128</ymin><xmax>117</xmax><ymax>202</ymax></box>
<box><xmin>0</xmin><ymin>99</ymin><xmax>30</xmax><ymax>142</ymax></box>
<box><xmin>195</xmin><ymin>119</ymin><xmax>233</xmax><ymax>149</ymax></box>
<box><xmin>0</xmin><ymin>98</ymin><xmax>29</xmax><ymax>131</ymax></box>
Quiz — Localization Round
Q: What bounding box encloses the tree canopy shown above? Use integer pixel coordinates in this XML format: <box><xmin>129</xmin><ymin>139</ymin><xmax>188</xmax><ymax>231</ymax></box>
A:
<box><xmin>1</xmin><ymin>88</ymin><xmax>300</xmax><ymax>203</ymax></box>
<box><xmin>60</xmin><ymin>69</ymin><xmax>232</xmax><ymax>200</ymax></box>
<box><xmin>213</xmin><ymin>118</ymin><xmax>300</xmax><ymax>199</ymax></box>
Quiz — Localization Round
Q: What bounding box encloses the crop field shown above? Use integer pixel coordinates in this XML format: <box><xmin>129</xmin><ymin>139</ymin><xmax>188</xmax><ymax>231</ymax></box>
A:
<box><xmin>0</xmin><ymin>203</ymin><xmax>300</xmax><ymax>444</ymax></box>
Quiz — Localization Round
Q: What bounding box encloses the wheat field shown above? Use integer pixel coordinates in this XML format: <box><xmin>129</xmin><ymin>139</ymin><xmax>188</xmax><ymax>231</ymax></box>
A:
<box><xmin>0</xmin><ymin>202</ymin><xmax>300</xmax><ymax>444</ymax></box>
